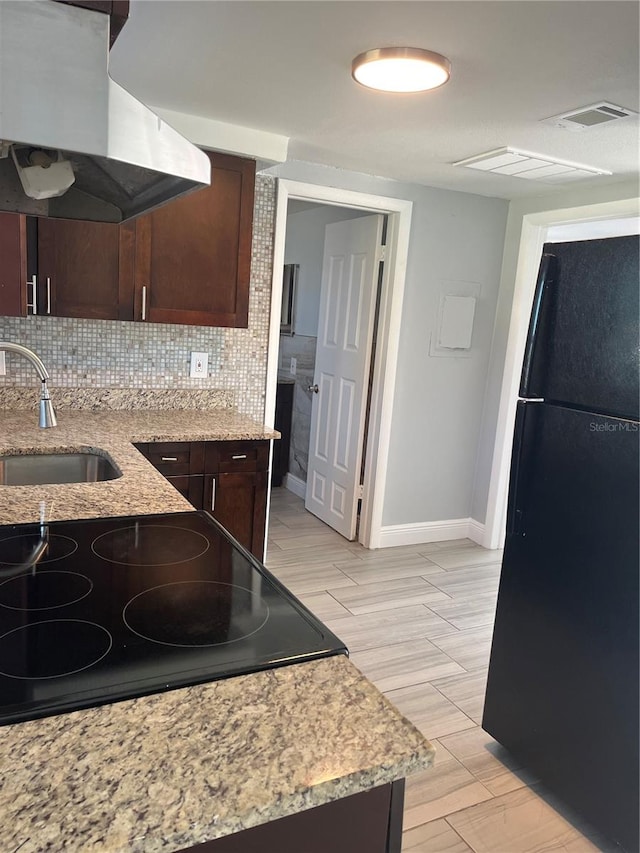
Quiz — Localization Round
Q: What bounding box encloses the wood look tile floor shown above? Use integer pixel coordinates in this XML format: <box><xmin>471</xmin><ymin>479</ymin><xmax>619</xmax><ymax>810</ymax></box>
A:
<box><xmin>266</xmin><ymin>488</ymin><xmax>616</xmax><ymax>853</ymax></box>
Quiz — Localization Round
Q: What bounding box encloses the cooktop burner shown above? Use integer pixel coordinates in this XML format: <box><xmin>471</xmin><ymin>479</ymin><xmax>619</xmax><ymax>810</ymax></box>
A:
<box><xmin>0</xmin><ymin>619</ymin><xmax>112</xmax><ymax>679</ymax></box>
<box><xmin>0</xmin><ymin>511</ymin><xmax>346</xmax><ymax>725</ymax></box>
<box><xmin>123</xmin><ymin>581</ymin><xmax>269</xmax><ymax>647</ymax></box>
<box><xmin>0</xmin><ymin>570</ymin><xmax>93</xmax><ymax>611</ymax></box>
<box><xmin>0</xmin><ymin>533</ymin><xmax>78</xmax><ymax>568</ymax></box>
<box><xmin>91</xmin><ymin>523</ymin><xmax>210</xmax><ymax>566</ymax></box>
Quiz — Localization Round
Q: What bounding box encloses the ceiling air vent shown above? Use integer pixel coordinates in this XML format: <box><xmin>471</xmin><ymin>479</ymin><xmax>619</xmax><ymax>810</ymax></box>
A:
<box><xmin>453</xmin><ymin>147</ymin><xmax>611</xmax><ymax>184</ymax></box>
<box><xmin>542</xmin><ymin>102</ymin><xmax>638</xmax><ymax>132</ymax></box>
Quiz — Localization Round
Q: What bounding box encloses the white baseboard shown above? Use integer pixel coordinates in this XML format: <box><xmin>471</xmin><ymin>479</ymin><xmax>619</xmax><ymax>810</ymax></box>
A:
<box><xmin>284</xmin><ymin>473</ymin><xmax>306</xmax><ymax>500</ymax></box>
<box><xmin>379</xmin><ymin>516</ymin><xmax>491</xmax><ymax>549</ymax></box>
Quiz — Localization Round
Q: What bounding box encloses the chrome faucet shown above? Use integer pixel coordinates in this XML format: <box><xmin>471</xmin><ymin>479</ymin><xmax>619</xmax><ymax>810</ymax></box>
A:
<box><xmin>0</xmin><ymin>341</ymin><xmax>57</xmax><ymax>428</ymax></box>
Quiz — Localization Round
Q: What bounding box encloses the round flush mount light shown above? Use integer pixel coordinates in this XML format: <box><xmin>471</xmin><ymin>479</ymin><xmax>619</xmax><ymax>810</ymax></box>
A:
<box><xmin>351</xmin><ymin>47</ymin><xmax>451</xmax><ymax>93</ymax></box>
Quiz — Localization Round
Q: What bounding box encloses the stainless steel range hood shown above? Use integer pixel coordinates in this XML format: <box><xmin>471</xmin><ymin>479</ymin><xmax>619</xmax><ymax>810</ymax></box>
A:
<box><xmin>0</xmin><ymin>1</ymin><xmax>211</xmax><ymax>223</ymax></box>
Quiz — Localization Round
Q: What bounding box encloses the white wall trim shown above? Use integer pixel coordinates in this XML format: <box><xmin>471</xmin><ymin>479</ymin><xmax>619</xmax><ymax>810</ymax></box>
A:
<box><xmin>266</xmin><ymin>179</ymin><xmax>413</xmax><ymax>551</ymax></box>
<box><xmin>484</xmin><ymin>197</ymin><xmax>640</xmax><ymax>551</ymax></box>
<box><xmin>468</xmin><ymin>518</ymin><xmax>487</xmax><ymax>547</ymax></box>
<box><xmin>151</xmin><ymin>106</ymin><xmax>289</xmax><ymax>165</ymax></box>
<box><xmin>283</xmin><ymin>473</ymin><xmax>306</xmax><ymax>500</ymax></box>
<box><xmin>379</xmin><ymin>518</ymin><xmax>481</xmax><ymax>549</ymax></box>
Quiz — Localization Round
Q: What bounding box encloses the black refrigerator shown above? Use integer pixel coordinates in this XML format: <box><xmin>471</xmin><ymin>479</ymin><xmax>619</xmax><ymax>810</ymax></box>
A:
<box><xmin>483</xmin><ymin>235</ymin><xmax>639</xmax><ymax>852</ymax></box>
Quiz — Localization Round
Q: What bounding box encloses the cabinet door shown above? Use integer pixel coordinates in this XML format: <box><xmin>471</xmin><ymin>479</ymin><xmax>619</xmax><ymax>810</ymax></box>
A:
<box><xmin>205</xmin><ymin>471</ymin><xmax>267</xmax><ymax>560</ymax></box>
<box><xmin>0</xmin><ymin>212</ymin><xmax>27</xmax><ymax>316</ymax></box>
<box><xmin>37</xmin><ymin>218</ymin><xmax>135</xmax><ymax>320</ymax></box>
<box><xmin>272</xmin><ymin>382</ymin><xmax>294</xmax><ymax>486</ymax></box>
<box><xmin>177</xmin><ymin>782</ymin><xmax>403</xmax><ymax>853</ymax></box>
<box><xmin>166</xmin><ymin>474</ymin><xmax>204</xmax><ymax>510</ymax></box>
<box><xmin>134</xmin><ymin>152</ymin><xmax>255</xmax><ymax>328</ymax></box>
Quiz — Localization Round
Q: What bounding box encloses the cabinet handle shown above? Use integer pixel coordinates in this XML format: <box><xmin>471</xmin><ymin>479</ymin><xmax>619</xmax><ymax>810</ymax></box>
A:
<box><xmin>231</xmin><ymin>454</ymin><xmax>247</xmax><ymax>460</ymax></box>
<box><xmin>161</xmin><ymin>456</ymin><xmax>178</xmax><ymax>462</ymax></box>
<box><xmin>141</xmin><ymin>285</ymin><xmax>147</xmax><ymax>321</ymax></box>
<box><xmin>211</xmin><ymin>478</ymin><xmax>216</xmax><ymax>511</ymax></box>
<box><xmin>46</xmin><ymin>277</ymin><xmax>51</xmax><ymax>315</ymax></box>
<box><xmin>26</xmin><ymin>275</ymin><xmax>37</xmax><ymax>315</ymax></box>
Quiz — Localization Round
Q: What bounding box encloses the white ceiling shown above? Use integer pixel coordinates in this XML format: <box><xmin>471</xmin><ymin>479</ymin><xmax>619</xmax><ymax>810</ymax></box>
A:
<box><xmin>110</xmin><ymin>1</ymin><xmax>640</xmax><ymax>200</ymax></box>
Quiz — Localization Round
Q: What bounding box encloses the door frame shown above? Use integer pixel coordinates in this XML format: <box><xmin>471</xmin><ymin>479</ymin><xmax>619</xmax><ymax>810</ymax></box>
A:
<box><xmin>265</xmin><ymin>180</ymin><xmax>413</xmax><ymax>549</ymax></box>
<box><xmin>484</xmin><ymin>196</ymin><xmax>640</xmax><ymax>551</ymax></box>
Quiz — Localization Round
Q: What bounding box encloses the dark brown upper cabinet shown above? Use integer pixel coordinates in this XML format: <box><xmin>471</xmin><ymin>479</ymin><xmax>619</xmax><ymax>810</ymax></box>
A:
<box><xmin>0</xmin><ymin>151</ymin><xmax>255</xmax><ymax>329</ymax></box>
<box><xmin>133</xmin><ymin>152</ymin><xmax>255</xmax><ymax>328</ymax></box>
<box><xmin>53</xmin><ymin>1</ymin><xmax>130</xmax><ymax>46</ymax></box>
<box><xmin>37</xmin><ymin>218</ymin><xmax>135</xmax><ymax>321</ymax></box>
<box><xmin>0</xmin><ymin>212</ymin><xmax>27</xmax><ymax>317</ymax></box>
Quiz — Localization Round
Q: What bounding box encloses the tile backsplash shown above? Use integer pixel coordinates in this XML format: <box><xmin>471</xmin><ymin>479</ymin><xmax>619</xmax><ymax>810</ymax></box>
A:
<box><xmin>0</xmin><ymin>175</ymin><xmax>276</xmax><ymax>422</ymax></box>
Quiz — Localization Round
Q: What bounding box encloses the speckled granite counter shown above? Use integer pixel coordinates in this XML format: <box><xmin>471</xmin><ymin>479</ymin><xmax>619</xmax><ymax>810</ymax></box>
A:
<box><xmin>0</xmin><ymin>409</ymin><xmax>278</xmax><ymax>524</ymax></box>
<box><xmin>0</xmin><ymin>407</ymin><xmax>435</xmax><ymax>853</ymax></box>
<box><xmin>0</xmin><ymin>655</ymin><xmax>434</xmax><ymax>853</ymax></box>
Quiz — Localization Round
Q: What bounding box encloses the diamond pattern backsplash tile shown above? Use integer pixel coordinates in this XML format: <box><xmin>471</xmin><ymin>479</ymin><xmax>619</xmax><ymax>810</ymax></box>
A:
<box><xmin>0</xmin><ymin>176</ymin><xmax>276</xmax><ymax>422</ymax></box>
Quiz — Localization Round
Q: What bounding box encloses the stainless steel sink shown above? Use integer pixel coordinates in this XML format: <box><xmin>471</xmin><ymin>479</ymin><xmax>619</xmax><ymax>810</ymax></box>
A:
<box><xmin>0</xmin><ymin>452</ymin><xmax>121</xmax><ymax>486</ymax></box>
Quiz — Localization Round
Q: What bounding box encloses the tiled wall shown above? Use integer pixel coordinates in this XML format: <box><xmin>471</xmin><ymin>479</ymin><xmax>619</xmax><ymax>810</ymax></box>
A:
<box><xmin>0</xmin><ymin>175</ymin><xmax>276</xmax><ymax>421</ymax></box>
<box><xmin>278</xmin><ymin>334</ymin><xmax>317</xmax><ymax>482</ymax></box>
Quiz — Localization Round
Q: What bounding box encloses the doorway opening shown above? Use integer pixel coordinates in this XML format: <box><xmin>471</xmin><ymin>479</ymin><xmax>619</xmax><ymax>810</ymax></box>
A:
<box><xmin>270</xmin><ymin>201</ymin><xmax>386</xmax><ymax>541</ymax></box>
<box><xmin>264</xmin><ymin>181</ymin><xmax>413</xmax><ymax>550</ymax></box>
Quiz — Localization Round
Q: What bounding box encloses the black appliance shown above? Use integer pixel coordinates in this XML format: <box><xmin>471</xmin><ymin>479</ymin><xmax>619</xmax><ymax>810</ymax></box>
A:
<box><xmin>0</xmin><ymin>510</ymin><xmax>347</xmax><ymax>726</ymax></box>
<box><xmin>483</xmin><ymin>235</ymin><xmax>639</xmax><ymax>851</ymax></box>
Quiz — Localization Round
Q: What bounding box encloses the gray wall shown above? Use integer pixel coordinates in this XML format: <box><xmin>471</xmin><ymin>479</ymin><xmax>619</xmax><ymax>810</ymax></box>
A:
<box><xmin>284</xmin><ymin>203</ymin><xmax>368</xmax><ymax>335</ymax></box>
<box><xmin>267</xmin><ymin>160</ymin><xmax>509</xmax><ymax>527</ymax></box>
<box><xmin>470</xmin><ymin>178</ymin><xmax>640</xmax><ymax>524</ymax></box>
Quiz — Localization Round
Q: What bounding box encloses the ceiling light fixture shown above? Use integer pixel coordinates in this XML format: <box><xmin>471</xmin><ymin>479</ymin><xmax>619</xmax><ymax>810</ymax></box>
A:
<box><xmin>352</xmin><ymin>47</ymin><xmax>451</xmax><ymax>93</ymax></box>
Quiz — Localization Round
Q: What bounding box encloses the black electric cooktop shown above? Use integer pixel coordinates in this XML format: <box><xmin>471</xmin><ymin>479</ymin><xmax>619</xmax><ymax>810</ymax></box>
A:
<box><xmin>0</xmin><ymin>511</ymin><xmax>347</xmax><ymax>726</ymax></box>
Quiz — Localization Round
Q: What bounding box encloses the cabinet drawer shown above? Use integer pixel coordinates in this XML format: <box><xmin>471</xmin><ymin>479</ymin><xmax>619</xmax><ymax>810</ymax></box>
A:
<box><xmin>205</xmin><ymin>440</ymin><xmax>269</xmax><ymax>473</ymax></box>
<box><xmin>136</xmin><ymin>442</ymin><xmax>204</xmax><ymax>476</ymax></box>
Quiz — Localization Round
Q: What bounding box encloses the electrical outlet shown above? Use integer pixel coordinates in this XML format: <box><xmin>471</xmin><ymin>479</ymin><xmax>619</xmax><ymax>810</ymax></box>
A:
<box><xmin>290</xmin><ymin>357</ymin><xmax>297</xmax><ymax>375</ymax></box>
<box><xmin>190</xmin><ymin>351</ymin><xmax>209</xmax><ymax>378</ymax></box>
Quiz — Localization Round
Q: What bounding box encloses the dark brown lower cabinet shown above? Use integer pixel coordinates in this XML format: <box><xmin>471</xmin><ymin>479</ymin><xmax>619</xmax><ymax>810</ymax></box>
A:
<box><xmin>272</xmin><ymin>380</ymin><xmax>294</xmax><ymax>487</ymax></box>
<box><xmin>166</xmin><ymin>474</ymin><xmax>205</xmax><ymax>509</ymax></box>
<box><xmin>177</xmin><ymin>780</ymin><xmax>405</xmax><ymax>853</ymax></box>
<box><xmin>203</xmin><ymin>470</ymin><xmax>267</xmax><ymax>560</ymax></box>
<box><xmin>135</xmin><ymin>439</ymin><xmax>269</xmax><ymax>560</ymax></box>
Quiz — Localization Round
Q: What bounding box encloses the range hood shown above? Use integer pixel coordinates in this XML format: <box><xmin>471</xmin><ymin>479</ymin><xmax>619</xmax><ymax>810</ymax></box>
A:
<box><xmin>0</xmin><ymin>1</ymin><xmax>211</xmax><ymax>223</ymax></box>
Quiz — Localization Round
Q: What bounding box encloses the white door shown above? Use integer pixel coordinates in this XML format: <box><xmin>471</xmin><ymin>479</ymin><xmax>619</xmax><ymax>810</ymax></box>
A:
<box><xmin>305</xmin><ymin>214</ymin><xmax>384</xmax><ymax>539</ymax></box>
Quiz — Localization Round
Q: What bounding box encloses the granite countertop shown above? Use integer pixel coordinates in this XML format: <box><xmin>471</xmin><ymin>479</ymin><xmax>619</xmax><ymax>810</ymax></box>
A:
<box><xmin>0</xmin><ymin>656</ymin><xmax>435</xmax><ymax>853</ymax></box>
<box><xmin>0</xmin><ymin>406</ymin><xmax>435</xmax><ymax>852</ymax></box>
<box><xmin>0</xmin><ymin>409</ymin><xmax>279</xmax><ymax>524</ymax></box>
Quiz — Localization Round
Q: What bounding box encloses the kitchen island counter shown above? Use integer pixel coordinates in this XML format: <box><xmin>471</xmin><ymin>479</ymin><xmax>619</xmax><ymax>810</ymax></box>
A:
<box><xmin>0</xmin><ymin>408</ymin><xmax>278</xmax><ymax>524</ymax></box>
<box><xmin>0</xmin><ymin>655</ymin><xmax>434</xmax><ymax>853</ymax></box>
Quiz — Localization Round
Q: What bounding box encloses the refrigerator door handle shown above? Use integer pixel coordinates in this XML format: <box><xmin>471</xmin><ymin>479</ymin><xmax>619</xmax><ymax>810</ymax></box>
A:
<box><xmin>506</xmin><ymin>402</ymin><xmax>530</xmax><ymax>537</ymax></box>
<box><xmin>520</xmin><ymin>253</ymin><xmax>555</xmax><ymax>398</ymax></box>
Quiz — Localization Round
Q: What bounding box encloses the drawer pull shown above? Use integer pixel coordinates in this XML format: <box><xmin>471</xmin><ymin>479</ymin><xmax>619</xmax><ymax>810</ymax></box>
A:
<box><xmin>161</xmin><ymin>456</ymin><xmax>178</xmax><ymax>462</ymax></box>
<box><xmin>231</xmin><ymin>454</ymin><xmax>248</xmax><ymax>460</ymax></box>
<box><xmin>211</xmin><ymin>478</ymin><xmax>216</xmax><ymax>510</ymax></box>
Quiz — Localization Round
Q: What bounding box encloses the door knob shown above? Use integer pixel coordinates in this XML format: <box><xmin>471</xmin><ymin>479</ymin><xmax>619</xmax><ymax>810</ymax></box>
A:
<box><xmin>308</xmin><ymin>384</ymin><xmax>319</xmax><ymax>394</ymax></box>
